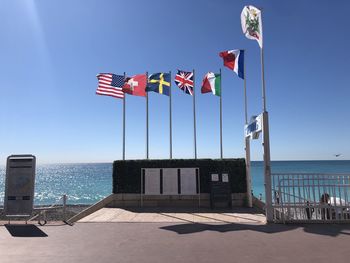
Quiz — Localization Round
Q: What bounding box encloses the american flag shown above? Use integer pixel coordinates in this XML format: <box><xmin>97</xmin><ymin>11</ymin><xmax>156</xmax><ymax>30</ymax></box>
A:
<box><xmin>174</xmin><ymin>70</ymin><xmax>194</xmax><ymax>95</ymax></box>
<box><xmin>96</xmin><ymin>73</ymin><xmax>125</xmax><ymax>99</ymax></box>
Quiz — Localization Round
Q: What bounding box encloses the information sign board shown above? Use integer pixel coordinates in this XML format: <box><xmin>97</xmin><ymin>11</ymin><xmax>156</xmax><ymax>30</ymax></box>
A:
<box><xmin>4</xmin><ymin>155</ymin><xmax>36</xmax><ymax>217</ymax></box>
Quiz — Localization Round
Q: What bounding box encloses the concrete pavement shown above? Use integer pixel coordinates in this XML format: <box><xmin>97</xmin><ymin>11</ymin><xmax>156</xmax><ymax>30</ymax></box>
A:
<box><xmin>0</xmin><ymin>219</ymin><xmax>350</xmax><ymax>263</ymax></box>
<box><xmin>78</xmin><ymin>207</ymin><xmax>266</xmax><ymax>224</ymax></box>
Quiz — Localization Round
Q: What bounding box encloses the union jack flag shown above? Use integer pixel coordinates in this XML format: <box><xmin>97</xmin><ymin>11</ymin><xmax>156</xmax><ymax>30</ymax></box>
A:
<box><xmin>174</xmin><ymin>70</ymin><xmax>194</xmax><ymax>95</ymax></box>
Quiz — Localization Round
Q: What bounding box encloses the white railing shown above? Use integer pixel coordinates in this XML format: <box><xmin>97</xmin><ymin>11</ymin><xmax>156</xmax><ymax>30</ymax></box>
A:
<box><xmin>272</xmin><ymin>173</ymin><xmax>350</xmax><ymax>223</ymax></box>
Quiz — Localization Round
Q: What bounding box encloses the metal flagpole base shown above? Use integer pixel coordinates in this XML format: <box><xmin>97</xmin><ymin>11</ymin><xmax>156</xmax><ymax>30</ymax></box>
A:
<box><xmin>262</xmin><ymin>111</ymin><xmax>273</xmax><ymax>222</ymax></box>
<box><xmin>245</xmin><ymin>137</ymin><xmax>253</xmax><ymax>207</ymax></box>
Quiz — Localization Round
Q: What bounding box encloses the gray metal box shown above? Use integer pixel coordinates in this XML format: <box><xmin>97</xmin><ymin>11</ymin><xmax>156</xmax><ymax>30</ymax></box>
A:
<box><xmin>4</xmin><ymin>155</ymin><xmax>36</xmax><ymax>217</ymax></box>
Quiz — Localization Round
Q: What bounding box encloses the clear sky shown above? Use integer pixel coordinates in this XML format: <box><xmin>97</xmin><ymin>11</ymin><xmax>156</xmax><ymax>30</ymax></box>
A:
<box><xmin>0</xmin><ymin>0</ymin><xmax>349</xmax><ymax>164</ymax></box>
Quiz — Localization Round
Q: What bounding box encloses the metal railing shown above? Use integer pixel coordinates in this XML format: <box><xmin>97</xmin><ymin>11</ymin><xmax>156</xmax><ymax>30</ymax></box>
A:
<box><xmin>29</xmin><ymin>194</ymin><xmax>68</xmax><ymax>225</ymax></box>
<box><xmin>272</xmin><ymin>173</ymin><xmax>350</xmax><ymax>223</ymax></box>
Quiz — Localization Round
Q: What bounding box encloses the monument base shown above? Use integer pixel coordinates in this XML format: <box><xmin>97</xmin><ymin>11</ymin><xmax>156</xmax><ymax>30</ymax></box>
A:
<box><xmin>106</xmin><ymin>193</ymin><xmax>247</xmax><ymax>208</ymax></box>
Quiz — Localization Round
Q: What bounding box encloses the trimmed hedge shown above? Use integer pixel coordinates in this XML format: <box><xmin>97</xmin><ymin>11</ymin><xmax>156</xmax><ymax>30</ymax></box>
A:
<box><xmin>113</xmin><ymin>158</ymin><xmax>247</xmax><ymax>194</ymax></box>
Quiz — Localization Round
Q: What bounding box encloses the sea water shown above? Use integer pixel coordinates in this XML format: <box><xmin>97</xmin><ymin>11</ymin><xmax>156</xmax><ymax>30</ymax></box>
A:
<box><xmin>0</xmin><ymin>161</ymin><xmax>350</xmax><ymax>205</ymax></box>
<box><xmin>0</xmin><ymin>163</ymin><xmax>112</xmax><ymax>205</ymax></box>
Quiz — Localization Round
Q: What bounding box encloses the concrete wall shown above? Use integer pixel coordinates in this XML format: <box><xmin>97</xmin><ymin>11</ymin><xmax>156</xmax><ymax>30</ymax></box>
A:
<box><xmin>252</xmin><ymin>196</ymin><xmax>265</xmax><ymax>212</ymax></box>
<box><xmin>106</xmin><ymin>193</ymin><xmax>247</xmax><ymax>208</ymax></box>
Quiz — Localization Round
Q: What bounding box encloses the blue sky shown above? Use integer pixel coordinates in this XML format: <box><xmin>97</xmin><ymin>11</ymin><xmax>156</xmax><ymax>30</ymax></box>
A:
<box><xmin>0</xmin><ymin>0</ymin><xmax>349</xmax><ymax>164</ymax></box>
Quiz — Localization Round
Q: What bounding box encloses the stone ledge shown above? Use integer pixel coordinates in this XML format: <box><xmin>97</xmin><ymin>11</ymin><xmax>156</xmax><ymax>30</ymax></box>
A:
<box><xmin>108</xmin><ymin>193</ymin><xmax>247</xmax><ymax>208</ymax></box>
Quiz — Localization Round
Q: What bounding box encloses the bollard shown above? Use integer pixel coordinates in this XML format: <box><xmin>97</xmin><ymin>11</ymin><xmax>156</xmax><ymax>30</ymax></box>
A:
<box><xmin>63</xmin><ymin>194</ymin><xmax>67</xmax><ymax>222</ymax></box>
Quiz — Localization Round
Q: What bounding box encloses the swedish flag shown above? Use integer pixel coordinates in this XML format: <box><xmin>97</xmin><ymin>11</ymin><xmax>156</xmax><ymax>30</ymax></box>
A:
<box><xmin>146</xmin><ymin>73</ymin><xmax>171</xmax><ymax>96</ymax></box>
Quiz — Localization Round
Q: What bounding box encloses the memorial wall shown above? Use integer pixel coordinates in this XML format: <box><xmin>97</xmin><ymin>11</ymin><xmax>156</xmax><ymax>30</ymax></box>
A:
<box><xmin>113</xmin><ymin>158</ymin><xmax>247</xmax><ymax>194</ymax></box>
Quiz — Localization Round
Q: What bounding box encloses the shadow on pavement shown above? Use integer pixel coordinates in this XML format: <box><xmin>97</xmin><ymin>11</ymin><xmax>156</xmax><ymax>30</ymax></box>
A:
<box><xmin>301</xmin><ymin>224</ymin><xmax>350</xmax><ymax>236</ymax></box>
<box><xmin>5</xmin><ymin>224</ymin><xmax>48</xmax><ymax>237</ymax></box>
<box><xmin>160</xmin><ymin>223</ymin><xmax>350</xmax><ymax>237</ymax></box>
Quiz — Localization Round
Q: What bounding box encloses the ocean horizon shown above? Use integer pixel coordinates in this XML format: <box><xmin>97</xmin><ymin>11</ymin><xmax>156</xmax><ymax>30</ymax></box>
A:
<box><xmin>1</xmin><ymin>160</ymin><xmax>350</xmax><ymax>205</ymax></box>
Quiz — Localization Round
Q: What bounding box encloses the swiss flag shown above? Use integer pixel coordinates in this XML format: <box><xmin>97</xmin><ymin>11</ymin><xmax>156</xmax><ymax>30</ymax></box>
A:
<box><xmin>122</xmin><ymin>74</ymin><xmax>147</xmax><ymax>97</ymax></box>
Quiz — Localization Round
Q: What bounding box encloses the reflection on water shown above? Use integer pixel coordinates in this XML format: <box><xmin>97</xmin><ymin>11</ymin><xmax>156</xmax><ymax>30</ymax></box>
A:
<box><xmin>0</xmin><ymin>163</ymin><xmax>112</xmax><ymax>205</ymax></box>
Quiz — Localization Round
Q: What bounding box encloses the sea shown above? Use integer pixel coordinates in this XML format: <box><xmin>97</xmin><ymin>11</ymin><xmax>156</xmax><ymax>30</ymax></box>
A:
<box><xmin>0</xmin><ymin>160</ymin><xmax>350</xmax><ymax>205</ymax></box>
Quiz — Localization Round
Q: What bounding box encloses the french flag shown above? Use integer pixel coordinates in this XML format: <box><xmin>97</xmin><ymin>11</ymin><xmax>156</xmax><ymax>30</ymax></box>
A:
<box><xmin>219</xmin><ymin>49</ymin><xmax>244</xmax><ymax>79</ymax></box>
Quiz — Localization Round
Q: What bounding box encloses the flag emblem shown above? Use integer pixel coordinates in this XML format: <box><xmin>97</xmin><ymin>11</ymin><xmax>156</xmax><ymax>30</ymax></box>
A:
<box><xmin>96</xmin><ymin>73</ymin><xmax>125</xmax><ymax>99</ymax></box>
<box><xmin>122</xmin><ymin>74</ymin><xmax>147</xmax><ymax>97</ymax></box>
<box><xmin>146</xmin><ymin>73</ymin><xmax>171</xmax><ymax>96</ymax></box>
<box><xmin>241</xmin><ymin>5</ymin><xmax>263</xmax><ymax>48</ymax></box>
<box><xmin>174</xmin><ymin>70</ymin><xmax>194</xmax><ymax>95</ymax></box>
<box><xmin>219</xmin><ymin>49</ymin><xmax>244</xmax><ymax>79</ymax></box>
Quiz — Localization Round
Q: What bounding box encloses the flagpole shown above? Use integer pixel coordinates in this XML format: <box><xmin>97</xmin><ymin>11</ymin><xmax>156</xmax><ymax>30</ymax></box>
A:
<box><xmin>243</xmin><ymin>50</ymin><xmax>252</xmax><ymax>208</ymax></box>
<box><xmin>122</xmin><ymin>72</ymin><xmax>126</xmax><ymax>160</ymax></box>
<box><xmin>261</xmin><ymin>46</ymin><xmax>272</xmax><ymax>222</ymax></box>
<box><xmin>261</xmin><ymin>48</ymin><xmax>267</xmax><ymax>112</ymax></box>
<box><xmin>193</xmin><ymin>69</ymin><xmax>197</xmax><ymax>159</ymax></box>
<box><xmin>169</xmin><ymin>71</ymin><xmax>173</xmax><ymax>159</ymax></box>
<box><xmin>259</xmin><ymin>17</ymin><xmax>273</xmax><ymax>221</ymax></box>
<box><xmin>146</xmin><ymin>72</ymin><xmax>149</xmax><ymax>159</ymax></box>
<box><xmin>243</xmin><ymin>50</ymin><xmax>248</xmax><ymax>123</ymax></box>
<box><xmin>219</xmin><ymin>68</ymin><xmax>223</xmax><ymax>159</ymax></box>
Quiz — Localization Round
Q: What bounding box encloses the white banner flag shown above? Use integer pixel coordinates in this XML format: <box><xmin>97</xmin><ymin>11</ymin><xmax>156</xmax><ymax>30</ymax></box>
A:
<box><xmin>241</xmin><ymin>5</ymin><xmax>263</xmax><ymax>48</ymax></box>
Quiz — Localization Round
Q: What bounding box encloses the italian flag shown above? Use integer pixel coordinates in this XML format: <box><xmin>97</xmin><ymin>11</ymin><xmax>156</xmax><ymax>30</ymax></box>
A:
<box><xmin>201</xmin><ymin>72</ymin><xmax>221</xmax><ymax>96</ymax></box>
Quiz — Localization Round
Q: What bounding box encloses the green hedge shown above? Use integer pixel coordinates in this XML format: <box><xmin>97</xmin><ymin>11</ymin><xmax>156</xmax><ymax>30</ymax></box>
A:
<box><xmin>113</xmin><ymin>158</ymin><xmax>247</xmax><ymax>194</ymax></box>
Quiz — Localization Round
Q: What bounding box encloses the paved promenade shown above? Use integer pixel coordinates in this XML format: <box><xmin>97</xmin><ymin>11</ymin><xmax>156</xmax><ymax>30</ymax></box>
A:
<box><xmin>0</xmin><ymin>209</ymin><xmax>350</xmax><ymax>263</ymax></box>
<box><xmin>79</xmin><ymin>207</ymin><xmax>266</xmax><ymax>224</ymax></box>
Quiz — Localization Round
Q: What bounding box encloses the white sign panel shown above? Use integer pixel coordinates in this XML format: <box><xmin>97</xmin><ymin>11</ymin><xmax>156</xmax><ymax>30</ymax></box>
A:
<box><xmin>245</xmin><ymin>114</ymin><xmax>263</xmax><ymax>139</ymax></box>
<box><xmin>222</xmin><ymin>173</ymin><xmax>229</xmax><ymax>182</ymax></box>
<box><xmin>144</xmin><ymin>168</ymin><xmax>160</xmax><ymax>195</ymax></box>
<box><xmin>180</xmin><ymin>168</ymin><xmax>197</xmax><ymax>194</ymax></box>
<box><xmin>211</xmin><ymin>174</ymin><xmax>219</xmax><ymax>181</ymax></box>
<box><xmin>162</xmin><ymin>168</ymin><xmax>178</xmax><ymax>195</ymax></box>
